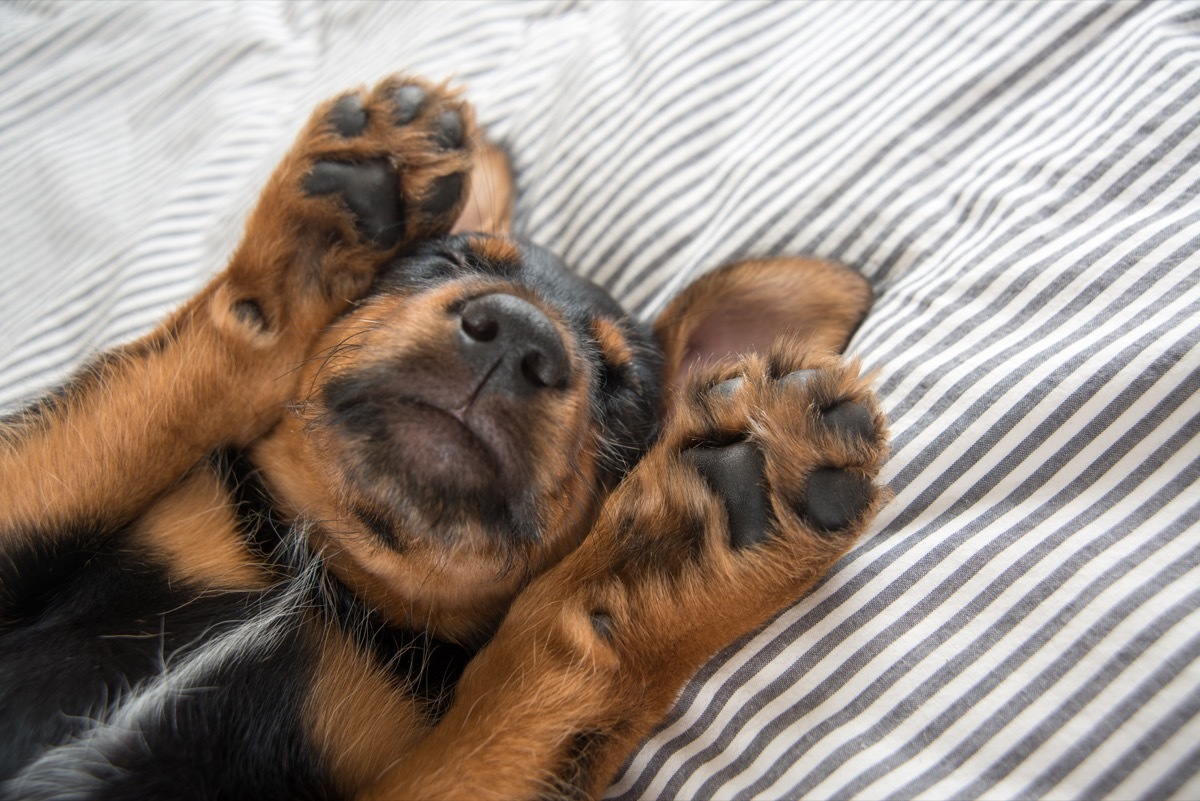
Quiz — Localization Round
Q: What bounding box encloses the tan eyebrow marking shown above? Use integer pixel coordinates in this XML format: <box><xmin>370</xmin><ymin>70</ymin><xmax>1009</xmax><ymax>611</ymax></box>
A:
<box><xmin>592</xmin><ymin>317</ymin><xmax>633</xmax><ymax>368</ymax></box>
<box><xmin>467</xmin><ymin>235</ymin><xmax>521</xmax><ymax>265</ymax></box>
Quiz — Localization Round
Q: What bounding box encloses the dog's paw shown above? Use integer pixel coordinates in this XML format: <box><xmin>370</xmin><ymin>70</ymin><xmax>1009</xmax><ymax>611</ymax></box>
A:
<box><xmin>223</xmin><ymin>76</ymin><xmax>475</xmax><ymax>336</ymax></box>
<box><xmin>578</xmin><ymin>340</ymin><xmax>888</xmax><ymax>674</ymax></box>
<box><xmin>677</xmin><ymin>352</ymin><xmax>883</xmax><ymax>547</ymax></box>
<box><xmin>297</xmin><ymin>77</ymin><xmax>474</xmax><ymax>249</ymax></box>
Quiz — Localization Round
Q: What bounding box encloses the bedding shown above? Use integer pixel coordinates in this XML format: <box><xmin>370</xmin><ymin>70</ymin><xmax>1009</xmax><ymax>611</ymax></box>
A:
<box><xmin>2</xmin><ymin>1</ymin><xmax>1197</xmax><ymax>798</ymax></box>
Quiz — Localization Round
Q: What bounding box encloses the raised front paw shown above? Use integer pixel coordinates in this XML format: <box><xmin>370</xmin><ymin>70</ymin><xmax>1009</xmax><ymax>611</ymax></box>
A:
<box><xmin>296</xmin><ymin>77</ymin><xmax>474</xmax><ymax>250</ymax></box>
<box><xmin>581</xmin><ymin>339</ymin><xmax>889</xmax><ymax>675</ymax></box>
<box><xmin>221</xmin><ymin>76</ymin><xmax>475</xmax><ymax>340</ymax></box>
<box><xmin>677</xmin><ymin>351</ymin><xmax>884</xmax><ymax>546</ymax></box>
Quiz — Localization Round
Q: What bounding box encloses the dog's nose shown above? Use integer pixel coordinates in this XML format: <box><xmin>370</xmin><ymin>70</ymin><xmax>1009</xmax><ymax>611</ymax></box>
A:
<box><xmin>459</xmin><ymin>293</ymin><xmax>569</xmax><ymax>394</ymax></box>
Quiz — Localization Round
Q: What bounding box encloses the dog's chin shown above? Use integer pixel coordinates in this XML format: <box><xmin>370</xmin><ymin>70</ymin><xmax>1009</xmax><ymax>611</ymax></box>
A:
<box><xmin>347</xmin><ymin>411</ymin><xmax>542</xmax><ymax>549</ymax></box>
<box><xmin>388</xmin><ymin>401</ymin><xmax>501</xmax><ymax>492</ymax></box>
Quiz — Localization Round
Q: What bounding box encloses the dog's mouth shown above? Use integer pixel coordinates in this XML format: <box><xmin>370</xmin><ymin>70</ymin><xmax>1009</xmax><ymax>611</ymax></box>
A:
<box><xmin>324</xmin><ymin>382</ymin><xmax>510</xmax><ymax>488</ymax></box>
<box><xmin>385</xmin><ymin>396</ymin><xmax>506</xmax><ymax>491</ymax></box>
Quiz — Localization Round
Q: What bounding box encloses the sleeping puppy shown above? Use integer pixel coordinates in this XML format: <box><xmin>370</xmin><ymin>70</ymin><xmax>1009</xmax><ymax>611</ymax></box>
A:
<box><xmin>0</xmin><ymin>76</ymin><xmax>888</xmax><ymax>800</ymax></box>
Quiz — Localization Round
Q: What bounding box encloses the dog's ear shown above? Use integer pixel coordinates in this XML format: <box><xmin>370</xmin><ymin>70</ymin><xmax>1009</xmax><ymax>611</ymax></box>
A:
<box><xmin>653</xmin><ymin>257</ymin><xmax>872</xmax><ymax>399</ymax></box>
<box><xmin>452</xmin><ymin>141</ymin><xmax>514</xmax><ymax>237</ymax></box>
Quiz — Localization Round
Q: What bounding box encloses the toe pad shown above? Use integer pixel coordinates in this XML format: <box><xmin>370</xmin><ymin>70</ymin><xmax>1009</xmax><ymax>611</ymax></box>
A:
<box><xmin>687</xmin><ymin>441</ymin><xmax>772</xmax><ymax>550</ymax></box>
<box><xmin>804</xmin><ymin>468</ymin><xmax>873</xmax><ymax>532</ymax></box>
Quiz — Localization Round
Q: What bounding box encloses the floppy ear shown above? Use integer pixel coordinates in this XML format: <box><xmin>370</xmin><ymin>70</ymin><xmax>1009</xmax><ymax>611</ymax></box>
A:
<box><xmin>653</xmin><ymin>257</ymin><xmax>872</xmax><ymax>398</ymax></box>
<box><xmin>452</xmin><ymin>141</ymin><xmax>515</xmax><ymax>236</ymax></box>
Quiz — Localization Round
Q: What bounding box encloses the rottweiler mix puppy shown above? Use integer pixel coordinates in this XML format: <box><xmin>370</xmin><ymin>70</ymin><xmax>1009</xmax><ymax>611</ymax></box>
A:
<box><xmin>0</xmin><ymin>76</ymin><xmax>887</xmax><ymax>800</ymax></box>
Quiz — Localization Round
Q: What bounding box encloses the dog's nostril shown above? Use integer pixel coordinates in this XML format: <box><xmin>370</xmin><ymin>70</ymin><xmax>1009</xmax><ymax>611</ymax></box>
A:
<box><xmin>521</xmin><ymin>352</ymin><xmax>544</xmax><ymax>387</ymax></box>
<box><xmin>521</xmin><ymin>350</ymin><xmax>565</xmax><ymax>388</ymax></box>
<box><xmin>461</xmin><ymin>309</ymin><xmax>499</xmax><ymax>343</ymax></box>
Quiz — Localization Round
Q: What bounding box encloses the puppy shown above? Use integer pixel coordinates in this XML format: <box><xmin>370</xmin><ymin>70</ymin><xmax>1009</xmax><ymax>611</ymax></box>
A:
<box><xmin>0</xmin><ymin>76</ymin><xmax>887</xmax><ymax>800</ymax></box>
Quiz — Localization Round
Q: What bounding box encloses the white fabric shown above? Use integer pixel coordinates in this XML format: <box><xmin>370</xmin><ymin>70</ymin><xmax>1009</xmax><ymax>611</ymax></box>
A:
<box><xmin>2</xmin><ymin>2</ymin><xmax>1198</xmax><ymax>798</ymax></box>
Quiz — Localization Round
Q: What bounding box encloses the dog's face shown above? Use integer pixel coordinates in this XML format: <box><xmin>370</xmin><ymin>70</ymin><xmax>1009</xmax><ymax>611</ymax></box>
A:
<box><xmin>254</xmin><ymin>234</ymin><xmax>663</xmax><ymax>642</ymax></box>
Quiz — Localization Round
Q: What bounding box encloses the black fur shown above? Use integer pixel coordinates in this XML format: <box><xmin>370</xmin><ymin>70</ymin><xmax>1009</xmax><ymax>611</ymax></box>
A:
<box><xmin>0</xmin><ymin>519</ymin><xmax>330</xmax><ymax>797</ymax></box>
<box><xmin>0</xmin><ymin>450</ymin><xmax>476</xmax><ymax>800</ymax></box>
<box><xmin>0</xmin><ymin>234</ymin><xmax>663</xmax><ymax>799</ymax></box>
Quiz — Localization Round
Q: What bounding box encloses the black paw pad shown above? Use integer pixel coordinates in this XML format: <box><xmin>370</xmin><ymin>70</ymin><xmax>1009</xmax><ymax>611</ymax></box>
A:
<box><xmin>589</xmin><ymin>612</ymin><xmax>615</xmax><ymax>642</ymax></box>
<box><xmin>233</xmin><ymin>299</ymin><xmax>268</xmax><ymax>332</ymax></box>
<box><xmin>329</xmin><ymin>95</ymin><xmax>368</xmax><ymax>137</ymax></box>
<box><xmin>434</xmin><ymin>108</ymin><xmax>465</xmax><ymax>150</ymax></box>
<box><xmin>424</xmin><ymin>172</ymin><xmax>465</xmax><ymax>217</ymax></box>
<box><xmin>392</xmin><ymin>85</ymin><xmax>426</xmax><ymax>125</ymax></box>
<box><xmin>803</xmin><ymin>468</ymin><xmax>873</xmax><ymax>532</ymax></box>
<box><xmin>821</xmin><ymin>401</ymin><xmax>875</xmax><ymax>440</ymax></box>
<box><xmin>711</xmin><ymin>377</ymin><xmax>744</xmax><ymax>398</ymax></box>
<box><xmin>304</xmin><ymin>160</ymin><xmax>404</xmax><ymax>248</ymax></box>
<box><xmin>780</xmin><ymin>369</ymin><xmax>817</xmax><ymax>389</ymax></box>
<box><xmin>686</xmin><ymin>441</ymin><xmax>772</xmax><ymax>550</ymax></box>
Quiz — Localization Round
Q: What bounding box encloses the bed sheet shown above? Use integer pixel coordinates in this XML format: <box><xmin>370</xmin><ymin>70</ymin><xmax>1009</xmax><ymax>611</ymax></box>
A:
<box><xmin>2</xmin><ymin>2</ymin><xmax>1198</xmax><ymax>798</ymax></box>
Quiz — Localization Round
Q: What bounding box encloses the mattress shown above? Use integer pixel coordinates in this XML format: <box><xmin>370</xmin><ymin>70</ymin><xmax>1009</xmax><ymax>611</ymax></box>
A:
<box><xmin>2</xmin><ymin>1</ymin><xmax>1197</xmax><ymax>798</ymax></box>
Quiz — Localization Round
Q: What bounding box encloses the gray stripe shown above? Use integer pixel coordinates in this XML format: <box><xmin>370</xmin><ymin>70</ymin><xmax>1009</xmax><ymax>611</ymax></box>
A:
<box><xmin>876</xmin><ymin>561</ymin><xmax>1200</xmax><ymax>800</ymax></box>
<box><xmin>520</xmin><ymin>1</ymin><xmax>763</xmax><ymax>213</ymax></box>
<box><xmin>613</xmin><ymin>1</ymin><xmax>1027</xmax><ymax>309</ymax></box>
<box><xmin>1019</xmin><ymin>631</ymin><xmax>1200</xmax><ymax>798</ymax></box>
<box><xmin>884</xmin><ymin>219</ymin><xmax>1200</xmax><ymax>498</ymax></box>
<box><xmin>854</xmin><ymin>11</ymin><xmax>1200</xmax><ymax>302</ymax></box>
<box><xmin>688</xmin><ymin>366</ymin><xmax>1200</xmax><ymax>798</ymax></box>
<box><xmin>613</xmin><ymin>341</ymin><xmax>1200</xmax><ymax>798</ymax></box>
<box><xmin>559</xmin><ymin>5</ymin><xmax>820</xmax><ymax>280</ymax></box>
<box><xmin>528</xmin><ymin>1</ymin><xmax>797</xmax><ymax>244</ymax></box>
<box><xmin>859</xmin><ymin>75</ymin><xmax>1200</xmax><ymax>372</ymax></box>
<box><xmin>1134</xmin><ymin>725</ymin><xmax>1200</xmax><ymax>801</ymax></box>
<box><xmin>612</xmin><ymin>0</ymin><xmax>1001</xmax><ymax>309</ymax></box>
<box><xmin>816</xmin><ymin>2</ymin><xmax>1153</xmax><ymax>279</ymax></box>
<box><xmin>717</xmin><ymin>1</ymin><xmax>1111</xmax><ymax>270</ymax></box>
<box><xmin>825</xmin><ymin>1</ymin><xmax>1177</xmax><ymax>269</ymax></box>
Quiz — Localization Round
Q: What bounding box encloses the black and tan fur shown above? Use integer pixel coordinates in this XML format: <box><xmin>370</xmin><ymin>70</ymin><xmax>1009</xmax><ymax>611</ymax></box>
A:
<box><xmin>0</xmin><ymin>75</ymin><xmax>887</xmax><ymax>800</ymax></box>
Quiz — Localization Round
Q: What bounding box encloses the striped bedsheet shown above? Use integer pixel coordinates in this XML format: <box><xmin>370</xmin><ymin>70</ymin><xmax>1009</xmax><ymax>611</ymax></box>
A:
<box><xmin>2</xmin><ymin>1</ymin><xmax>1197</xmax><ymax>798</ymax></box>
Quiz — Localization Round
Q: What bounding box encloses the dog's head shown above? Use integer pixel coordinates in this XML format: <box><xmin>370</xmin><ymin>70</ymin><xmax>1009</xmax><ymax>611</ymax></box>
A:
<box><xmin>253</xmin><ymin>151</ymin><xmax>871</xmax><ymax>643</ymax></box>
<box><xmin>255</xmin><ymin>233</ymin><xmax>664</xmax><ymax>640</ymax></box>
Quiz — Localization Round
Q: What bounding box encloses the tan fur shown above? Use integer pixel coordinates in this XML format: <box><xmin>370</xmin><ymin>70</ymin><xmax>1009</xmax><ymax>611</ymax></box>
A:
<box><xmin>3</xmin><ymin>74</ymin><xmax>890</xmax><ymax>799</ymax></box>
<box><xmin>0</xmin><ymin>298</ymin><xmax>305</xmax><ymax>538</ymax></box>
<box><xmin>133</xmin><ymin>468</ymin><xmax>269</xmax><ymax>591</ymax></box>
<box><xmin>307</xmin><ymin>625</ymin><xmax>428</xmax><ymax>795</ymax></box>
<box><xmin>467</xmin><ymin>233</ymin><xmax>523</xmax><ymax>265</ymax></box>
<box><xmin>591</xmin><ymin>317</ymin><xmax>634</xmax><ymax>368</ymax></box>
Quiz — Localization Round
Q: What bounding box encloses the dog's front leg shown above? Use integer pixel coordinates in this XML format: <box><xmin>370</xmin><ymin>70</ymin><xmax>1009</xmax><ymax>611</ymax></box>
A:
<box><xmin>362</xmin><ymin>345</ymin><xmax>889</xmax><ymax>801</ymax></box>
<box><xmin>0</xmin><ymin>77</ymin><xmax>475</xmax><ymax>537</ymax></box>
